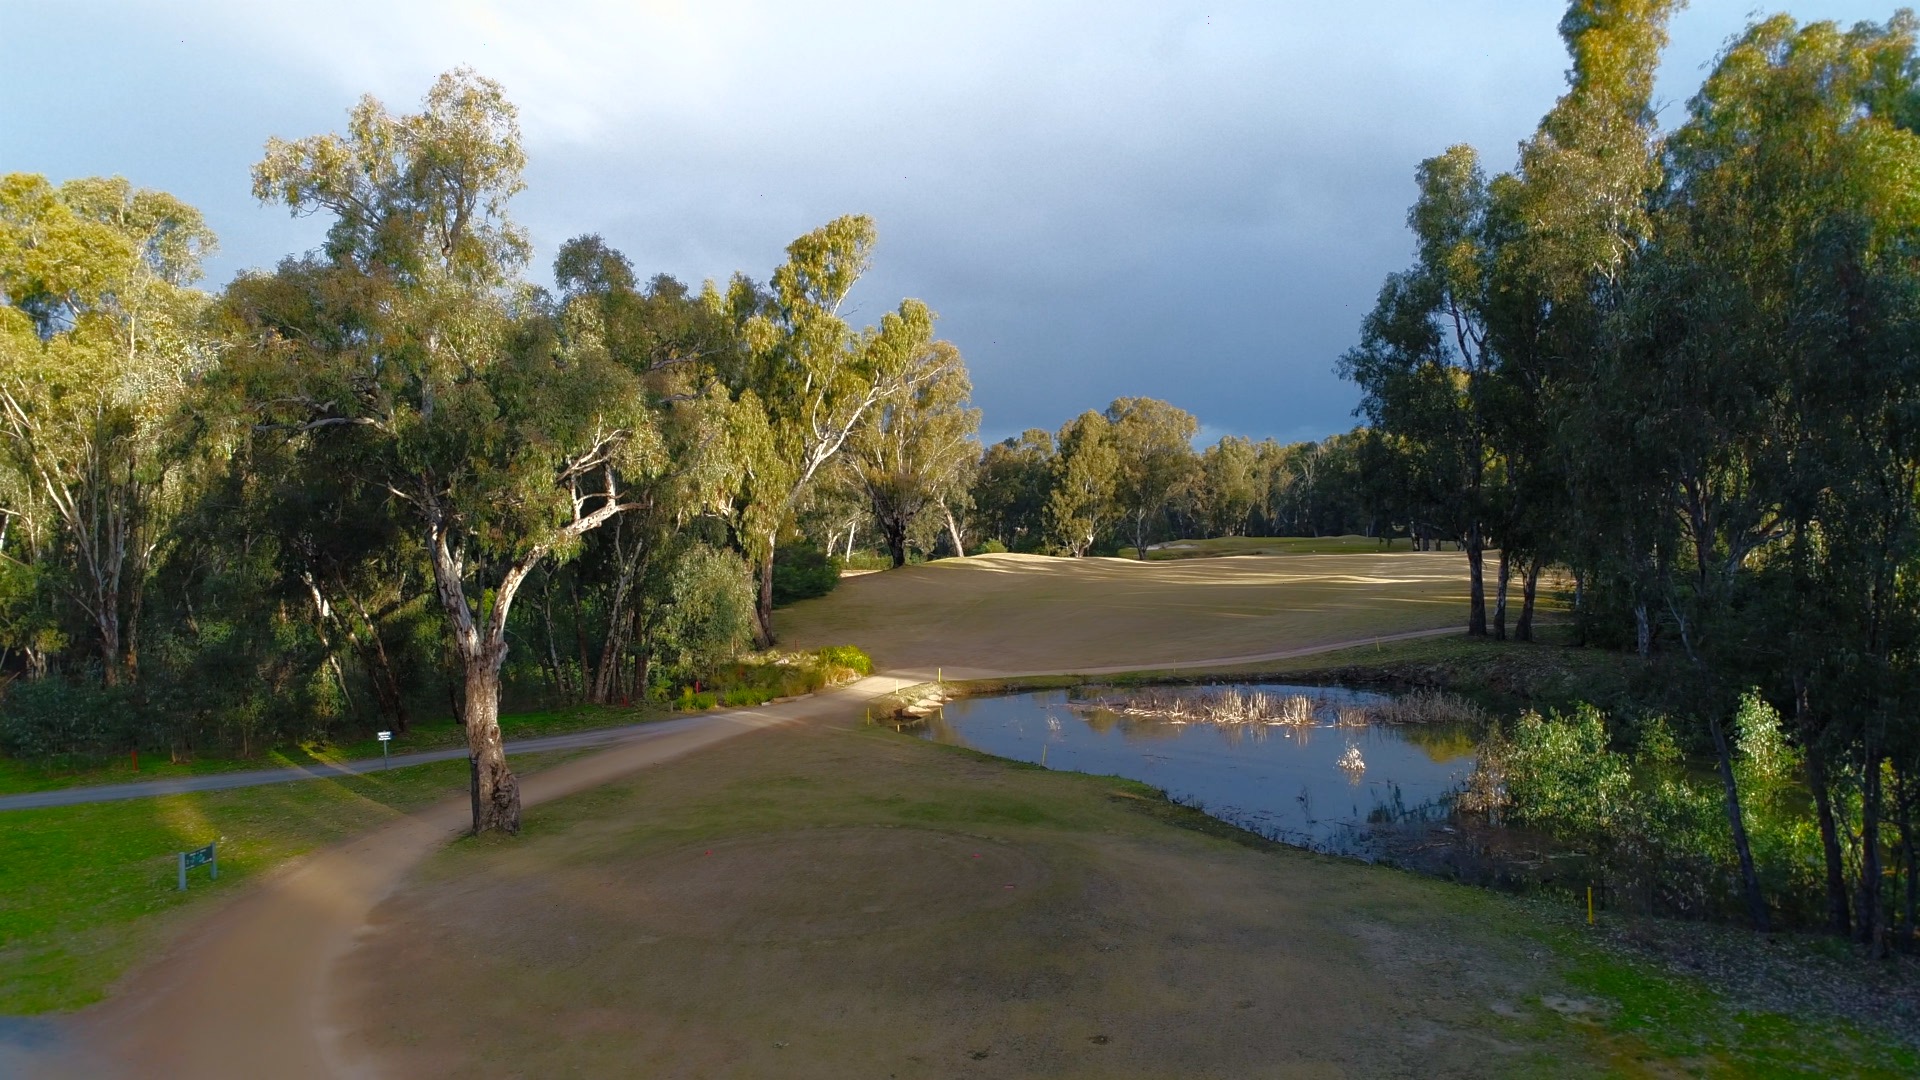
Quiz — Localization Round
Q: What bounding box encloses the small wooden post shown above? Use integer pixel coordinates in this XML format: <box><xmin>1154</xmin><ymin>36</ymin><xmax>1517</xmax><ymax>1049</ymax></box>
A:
<box><xmin>1587</xmin><ymin>885</ymin><xmax>1594</xmax><ymax>926</ymax></box>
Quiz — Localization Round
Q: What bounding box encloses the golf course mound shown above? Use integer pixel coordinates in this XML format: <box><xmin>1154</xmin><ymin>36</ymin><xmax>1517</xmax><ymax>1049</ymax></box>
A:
<box><xmin>778</xmin><ymin>550</ymin><xmax>1470</xmax><ymax>675</ymax></box>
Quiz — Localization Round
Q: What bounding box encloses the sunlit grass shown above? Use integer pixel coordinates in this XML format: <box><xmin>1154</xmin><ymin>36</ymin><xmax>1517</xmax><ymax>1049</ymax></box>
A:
<box><xmin>1119</xmin><ymin>534</ymin><xmax>1411</xmax><ymax>559</ymax></box>
<box><xmin>0</xmin><ymin>750</ymin><xmax>579</xmax><ymax>1014</ymax></box>
<box><xmin>0</xmin><ymin>701</ymin><xmax>668</xmax><ymax>797</ymax></box>
<box><xmin>778</xmin><ymin>549</ymin><xmax>1475</xmax><ymax>675</ymax></box>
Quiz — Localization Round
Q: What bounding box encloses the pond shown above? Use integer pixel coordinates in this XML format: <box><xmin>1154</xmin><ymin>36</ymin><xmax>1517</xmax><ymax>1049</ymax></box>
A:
<box><xmin>917</xmin><ymin>683</ymin><xmax>1478</xmax><ymax>859</ymax></box>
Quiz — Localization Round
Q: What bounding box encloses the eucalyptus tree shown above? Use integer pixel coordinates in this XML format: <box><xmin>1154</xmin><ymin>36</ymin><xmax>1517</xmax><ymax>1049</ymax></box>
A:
<box><xmin>541</xmin><ymin>239</ymin><xmax>742</xmax><ymax>705</ymax></box>
<box><xmin>1660</xmin><ymin>12</ymin><xmax>1920</xmax><ymax>947</ymax></box>
<box><xmin>842</xmin><ymin>340</ymin><xmax>980</xmax><ymax>567</ymax></box>
<box><xmin>1486</xmin><ymin>0</ymin><xmax>1680</xmax><ymax>643</ymax></box>
<box><xmin>1047</xmin><ymin>411</ymin><xmax>1118</xmax><ymax>557</ymax></box>
<box><xmin>1198</xmin><ymin>435</ymin><xmax>1258</xmax><ymax>537</ymax></box>
<box><xmin>973</xmin><ymin>429</ymin><xmax>1055</xmax><ymax>551</ymax></box>
<box><xmin>0</xmin><ymin>174</ymin><xmax>216</xmax><ymax>684</ymax></box>
<box><xmin>230</xmin><ymin>69</ymin><xmax>669</xmax><ymax>834</ymax></box>
<box><xmin>1104</xmin><ymin>397</ymin><xmax>1198</xmax><ymax>558</ymax></box>
<box><xmin>724</xmin><ymin>215</ymin><xmax>940</xmax><ymax>644</ymax></box>
<box><xmin>1341</xmin><ymin>148</ymin><xmax>1500</xmax><ymax>633</ymax></box>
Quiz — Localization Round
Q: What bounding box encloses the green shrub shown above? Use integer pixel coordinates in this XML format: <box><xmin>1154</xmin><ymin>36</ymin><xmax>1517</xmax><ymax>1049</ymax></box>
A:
<box><xmin>0</xmin><ymin>677</ymin><xmax>145</xmax><ymax>760</ymax></box>
<box><xmin>771</xmin><ymin>544</ymin><xmax>841</xmax><ymax>606</ymax></box>
<box><xmin>655</xmin><ymin>544</ymin><xmax>757</xmax><ymax>683</ymax></box>
<box><xmin>815</xmin><ymin>644</ymin><xmax>873</xmax><ymax>677</ymax></box>
<box><xmin>976</xmin><ymin>538</ymin><xmax>1008</xmax><ymax>554</ymax></box>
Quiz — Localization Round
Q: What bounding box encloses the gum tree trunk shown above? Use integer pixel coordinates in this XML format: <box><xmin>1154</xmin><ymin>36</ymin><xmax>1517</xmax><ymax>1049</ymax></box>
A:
<box><xmin>1708</xmin><ymin>710</ymin><xmax>1769</xmax><ymax>932</ymax></box>
<box><xmin>1858</xmin><ymin>747</ymin><xmax>1885</xmax><ymax>956</ymax></box>
<box><xmin>1492</xmin><ymin>548</ymin><xmax>1511</xmax><ymax>641</ymax></box>
<box><xmin>755</xmin><ymin>536</ymin><xmax>777</xmax><ymax>648</ymax></box>
<box><xmin>1515</xmin><ymin>556</ymin><xmax>1544</xmax><ymax>642</ymax></box>
<box><xmin>1806</xmin><ymin>740</ymin><xmax>1852</xmax><ymax>936</ymax></box>
<box><xmin>1465</xmin><ymin>523</ymin><xmax>1487</xmax><ymax>637</ymax></box>
<box><xmin>462</xmin><ymin>651</ymin><xmax>519</xmax><ymax>833</ymax></box>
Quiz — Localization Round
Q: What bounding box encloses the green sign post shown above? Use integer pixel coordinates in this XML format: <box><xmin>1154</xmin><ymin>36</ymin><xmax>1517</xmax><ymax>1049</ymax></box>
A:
<box><xmin>178</xmin><ymin>842</ymin><xmax>216</xmax><ymax>891</ymax></box>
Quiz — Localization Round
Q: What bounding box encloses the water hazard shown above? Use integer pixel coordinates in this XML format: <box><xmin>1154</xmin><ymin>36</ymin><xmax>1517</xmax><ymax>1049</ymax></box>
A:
<box><xmin>917</xmin><ymin>684</ymin><xmax>1477</xmax><ymax>859</ymax></box>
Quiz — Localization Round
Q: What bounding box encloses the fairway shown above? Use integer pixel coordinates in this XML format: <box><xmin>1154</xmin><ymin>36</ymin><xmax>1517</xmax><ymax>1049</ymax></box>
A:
<box><xmin>778</xmin><ymin>551</ymin><xmax>1471</xmax><ymax>676</ymax></box>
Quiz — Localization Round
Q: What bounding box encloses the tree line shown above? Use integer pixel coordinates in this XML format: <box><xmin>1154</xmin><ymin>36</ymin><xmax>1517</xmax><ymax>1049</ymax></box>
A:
<box><xmin>0</xmin><ymin>71</ymin><xmax>979</xmax><ymax>832</ymax></box>
<box><xmin>802</xmin><ymin>399</ymin><xmax>1395</xmax><ymax>565</ymax></box>
<box><xmin>1346</xmin><ymin>1</ymin><xmax>1920</xmax><ymax>952</ymax></box>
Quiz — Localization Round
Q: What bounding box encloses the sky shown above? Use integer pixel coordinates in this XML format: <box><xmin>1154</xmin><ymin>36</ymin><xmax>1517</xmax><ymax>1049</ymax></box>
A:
<box><xmin>1</xmin><ymin>1</ymin><xmax>1903</xmax><ymax>444</ymax></box>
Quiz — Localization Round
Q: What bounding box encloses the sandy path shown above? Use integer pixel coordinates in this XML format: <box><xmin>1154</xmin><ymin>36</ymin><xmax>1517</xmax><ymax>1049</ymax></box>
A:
<box><xmin>30</xmin><ymin>676</ymin><xmax>922</xmax><ymax>1079</ymax></box>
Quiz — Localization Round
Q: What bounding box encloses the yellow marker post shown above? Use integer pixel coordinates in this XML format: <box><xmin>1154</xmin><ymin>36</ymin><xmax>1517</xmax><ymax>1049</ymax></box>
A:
<box><xmin>1587</xmin><ymin>886</ymin><xmax>1594</xmax><ymax>926</ymax></box>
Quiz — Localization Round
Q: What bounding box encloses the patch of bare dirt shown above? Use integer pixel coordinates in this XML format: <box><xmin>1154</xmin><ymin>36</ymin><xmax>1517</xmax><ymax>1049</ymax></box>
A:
<box><xmin>336</xmin><ymin>718</ymin><xmax>1604</xmax><ymax>1078</ymax></box>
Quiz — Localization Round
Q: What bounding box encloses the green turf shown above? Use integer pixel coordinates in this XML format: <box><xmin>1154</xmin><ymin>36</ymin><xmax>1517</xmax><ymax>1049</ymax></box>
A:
<box><xmin>0</xmin><ymin>701</ymin><xmax>668</xmax><ymax>797</ymax></box>
<box><xmin>0</xmin><ymin>750</ymin><xmax>579</xmax><ymax>1014</ymax></box>
<box><xmin>1119</xmin><ymin>534</ymin><xmax>1423</xmax><ymax>559</ymax></box>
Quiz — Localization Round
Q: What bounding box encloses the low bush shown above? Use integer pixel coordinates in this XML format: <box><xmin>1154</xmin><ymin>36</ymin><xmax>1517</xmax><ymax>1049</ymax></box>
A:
<box><xmin>676</xmin><ymin>645</ymin><xmax>874</xmax><ymax>710</ymax></box>
<box><xmin>771</xmin><ymin>544</ymin><xmax>841</xmax><ymax>606</ymax></box>
<box><xmin>0</xmin><ymin>677</ymin><xmax>146</xmax><ymax>761</ymax></box>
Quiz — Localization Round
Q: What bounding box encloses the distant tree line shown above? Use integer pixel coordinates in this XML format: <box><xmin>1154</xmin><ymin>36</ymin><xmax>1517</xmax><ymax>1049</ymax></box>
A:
<box><xmin>0</xmin><ymin>71</ymin><xmax>973</xmax><ymax>832</ymax></box>
<box><xmin>809</xmin><ymin>396</ymin><xmax>1398</xmax><ymax>564</ymax></box>
<box><xmin>1347</xmin><ymin>1</ymin><xmax>1920</xmax><ymax>952</ymax></box>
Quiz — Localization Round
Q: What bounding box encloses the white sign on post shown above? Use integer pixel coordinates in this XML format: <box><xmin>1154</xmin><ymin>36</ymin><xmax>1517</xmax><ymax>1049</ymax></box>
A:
<box><xmin>378</xmin><ymin>731</ymin><xmax>392</xmax><ymax>769</ymax></box>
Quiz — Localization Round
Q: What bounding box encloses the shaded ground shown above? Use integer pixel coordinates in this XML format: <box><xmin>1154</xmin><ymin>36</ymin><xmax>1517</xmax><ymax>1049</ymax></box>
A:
<box><xmin>778</xmin><ymin>551</ymin><xmax>1470</xmax><ymax>676</ymax></box>
<box><xmin>9</xmin><ymin>680</ymin><xmax>920</xmax><ymax>1079</ymax></box>
<box><xmin>340</xmin><ymin>714</ymin><xmax>1599</xmax><ymax>1079</ymax></box>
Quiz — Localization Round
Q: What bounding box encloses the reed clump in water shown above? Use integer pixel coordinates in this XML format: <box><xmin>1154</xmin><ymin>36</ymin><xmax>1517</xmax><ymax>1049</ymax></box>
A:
<box><xmin>1071</xmin><ymin>688</ymin><xmax>1322</xmax><ymax>726</ymax></box>
<box><xmin>1360</xmin><ymin>690</ymin><xmax>1484</xmax><ymax>726</ymax></box>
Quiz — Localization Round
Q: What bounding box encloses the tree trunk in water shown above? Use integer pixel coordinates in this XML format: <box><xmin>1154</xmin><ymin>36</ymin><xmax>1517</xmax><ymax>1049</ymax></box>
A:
<box><xmin>1708</xmin><ymin>711</ymin><xmax>1769</xmax><ymax>931</ymax></box>
<box><xmin>1515</xmin><ymin>557</ymin><xmax>1544</xmax><ymax>642</ymax></box>
<box><xmin>1465</xmin><ymin>526</ymin><xmax>1487</xmax><ymax>637</ymax></box>
<box><xmin>1492</xmin><ymin>549</ymin><xmax>1511</xmax><ymax>642</ymax></box>
<box><xmin>463</xmin><ymin>657</ymin><xmax>520</xmax><ymax>834</ymax></box>
<box><xmin>754</xmin><ymin>543</ymin><xmax>777</xmax><ymax>648</ymax></box>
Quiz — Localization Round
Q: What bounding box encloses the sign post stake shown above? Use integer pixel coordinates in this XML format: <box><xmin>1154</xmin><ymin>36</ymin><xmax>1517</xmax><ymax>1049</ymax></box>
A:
<box><xmin>378</xmin><ymin>730</ymin><xmax>392</xmax><ymax>770</ymax></box>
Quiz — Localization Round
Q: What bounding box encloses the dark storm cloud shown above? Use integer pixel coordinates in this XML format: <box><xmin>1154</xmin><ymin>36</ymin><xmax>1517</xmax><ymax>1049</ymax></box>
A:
<box><xmin>1</xmin><ymin>0</ymin><xmax>1898</xmax><ymax>443</ymax></box>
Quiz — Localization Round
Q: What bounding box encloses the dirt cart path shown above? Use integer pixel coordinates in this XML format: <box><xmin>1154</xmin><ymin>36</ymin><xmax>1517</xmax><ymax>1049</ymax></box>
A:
<box><xmin>27</xmin><ymin>627</ymin><xmax>1472</xmax><ymax>1078</ymax></box>
<box><xmin>36</xmin><ymin>677</ymin><xmax>923</xmax><ymax>1079</ymax></box>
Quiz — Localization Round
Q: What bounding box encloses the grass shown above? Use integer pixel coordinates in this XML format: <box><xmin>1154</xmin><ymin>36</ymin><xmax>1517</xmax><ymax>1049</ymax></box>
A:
<box><xmin>333</xmin><ymin>709</ymin><xmax>1914</xmax><ymax>1077</ymax></box>
<box><xmin>928</xmin><ymin>630</ymin><xmax>1638</xmax><ymax>719</ymax></box>
<box><xmin>777</xmin><ymin>548</ymin><xmax>1474</xmax><ymax>676</ymax></box>
<box><xmin>0</xmin><ymin>701</ymin><xmax>673</xmax><ymax>797</ymax></box>
<box><xmin>1118</xmin><ymin>534</ymin><xmax>1417</xmax><ymax>559</ymax></box>
<box><xmin>0</xmin><ymin>749</ymin><xmax>582</xmax><ymax>1014</ymax></box>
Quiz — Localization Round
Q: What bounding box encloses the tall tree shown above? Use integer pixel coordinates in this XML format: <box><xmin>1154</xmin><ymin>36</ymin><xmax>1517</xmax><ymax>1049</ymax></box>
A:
<box><xmin>725</xmin><ymin>215</ymin><xmax>938</xmax><ymax>643</ymax></box>
<box><xmin>231</xmin><ymin>69</ymin><xmax>662</xmax><ymax>834</ymax></box>
<box><xmin>1047</xmin><ymin>411</ymin><xmax>1118</xmax><ymax>558</ymax></box>
<box><xmin>1104</xmin><ymin>397</ymin><xmax>1198</xmax><ymax>559</ymax></box>
<box><xmin>1198</xmin><ymin>435</ymin><xmax>1259</xmax><ymax>537</ymax></box>
<box><xmin>0</xmin><ymin>174</ymin><xmax>216</xmax><ymax>684</ymax></box>
<box><xmin>1341</xmin><ymin>148</ymin><xmax>1500</xmax><ymax>633</ymax></box>
<box><xmin>973</xmin><ymin>429</ymin><xmax>1055</xmax><ymax>551</ymax></box>
<box><xmin>842</xmin><ymin>341</ymin><xmax>980</xmax><ymax>567</ymax></box>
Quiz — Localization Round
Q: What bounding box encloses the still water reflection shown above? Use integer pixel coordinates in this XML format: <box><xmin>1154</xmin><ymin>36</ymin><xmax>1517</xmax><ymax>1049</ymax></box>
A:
<box><xmin>918</xmin><ymin>684</ymin><xmax>1476</xmax><ymax>859</ymax></box>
